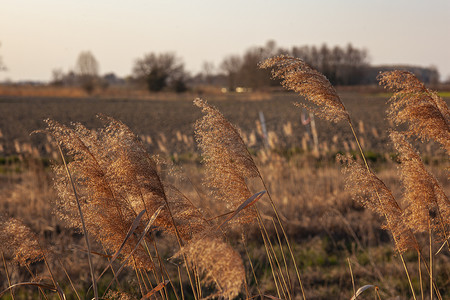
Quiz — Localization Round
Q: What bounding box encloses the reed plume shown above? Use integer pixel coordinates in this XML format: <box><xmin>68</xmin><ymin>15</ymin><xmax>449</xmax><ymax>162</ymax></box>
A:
<box><xmin>176</xmin><ymin>232</ymin><xmax>245</xmax><ymax>299</ymax></box>
<box><xmin>378</xmin><ymin>71</ymin><xmax>450</xmax><ymax>153</ymax></box>
<box><xmin>105</xmin><ymin>290</ymin><xmax>134</xmax><ymax>300</ymax></box>
<box><xmin>0</xmin><ymin>217</ymin><xmax>45</xmax><ymax>266</ymax></box>
<box><xmin>338</xmin><ymin>155</ymin><xmax>419</xmax><ymax>253</ymax></box>
<box><xmin>390</xmin><ymin>131</ymin><xmax>450</xmax><ymax>241</ymax></box>
<box><xmin>46</xmin><ymin>116</ymin><xmax>206</xmax><ymax>270</ymax></box>
<box><xmin>194</xmin><ymin>98</ymin><xmax>259</xmax><ymax>225</ymax></box>
<box><xmin>259</xmin><ymin>55</ymin><xmax>350</xmax><ymax>123</ymax></box>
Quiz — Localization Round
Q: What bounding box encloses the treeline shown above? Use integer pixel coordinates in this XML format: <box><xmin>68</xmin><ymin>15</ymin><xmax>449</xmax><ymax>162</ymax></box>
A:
<box><xmin>216</xmin><ymin>41</ymin><xmax>371</xmax><ymax>89</ymax></box>
<box><xmin>48</xmin><ymin>41</ymin><xmax>440</xmax><ymax>93</ymax></box>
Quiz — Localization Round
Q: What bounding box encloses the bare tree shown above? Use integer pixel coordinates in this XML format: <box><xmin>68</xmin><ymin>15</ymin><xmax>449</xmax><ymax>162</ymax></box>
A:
<box><xmin>201</xmin><ymin>61</ymin><xmax>215</xmax><ymax>85</ymax></box>
<box><xmin>239</xmin><ymin>40</ymin><xmax>282</xmax><ymax>89</ymax></box>
<box><xmin>220</xmin><ymin>55</ymin><xmax>242</xmax><ymax>91</ymax></box>
<box><xmin>133</xmin><ymin>52</ymin><xmax>186</xmax><ymax>92</ymax></box>
<box><xmin>51</xmin><ymin>68</ymin><xmax>65</xmax><ymax>86</ymax></box>
<box><xmin>76</xmin><ymin>51</ymin><xmax>99</xmax><ymax>93</ymax></box>
<box><xmin>290</xmin><ymin>43</ymin><xmax>369</xmax><ymax>85</ymax></box>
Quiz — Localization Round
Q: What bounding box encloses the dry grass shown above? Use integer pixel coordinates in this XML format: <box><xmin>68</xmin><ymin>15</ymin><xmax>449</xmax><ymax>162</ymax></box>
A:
<box><xmin>378</xmin><ymin>71</ymin><xmax>450</xmax><ymax>154</ymax></box>
<box><xmin>0</xmin><ymin>58</ymin><xmax>449</xmax><ymax>300</ymax></box>
<box><xmin>259</xmin><ymin>55</ymin><xmax>349</xmax><ymax>123</ymax></box>
<box><xmin>194</xmin><ymin>98</ymin><xmax>259</xmax><ymax>225</ymax></box>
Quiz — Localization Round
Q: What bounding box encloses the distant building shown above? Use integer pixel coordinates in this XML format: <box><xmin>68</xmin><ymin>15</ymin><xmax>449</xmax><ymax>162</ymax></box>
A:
<box><xmin>362</xmin><ymin>65</ymin><xmax>440</xmax><ymax>85</ymax></box>
<box><xmin>102</xmin><ymin>73</ymin><xmax>126</xmax><ymax>86</ymax></box>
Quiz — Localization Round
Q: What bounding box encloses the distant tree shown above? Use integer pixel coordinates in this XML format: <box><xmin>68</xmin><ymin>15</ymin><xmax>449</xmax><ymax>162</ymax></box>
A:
<box><xmin>51</xmin><ymin>68</ymin><xmax>65</xmax><ymax>86</ymax></box>
<box><xmin>291</xmin><ymin>43</ymin><xmax>369</xmax><ymax>85</ymax></box>
<box><xmin>220</xmin><ymin>55</ymin><xmax>242</xmax><ymax>91</ymax></box>
<box><xmin>201</xmin><ymin>61</ymin><xmax>215</xmax><ymax>85</ymax></box>
<box><xmin>239</xmin><ymin>40</ymin><xmax>282</xmax><ymax>89</ymax></box>
<box><xmin>75</xmin><ymin>51</ymin><xmax>99</xmax><ymax>93</ymax></box>
<box><xmin>133</xmin><ymin>52</ymin><xmax>186</xmax><ymax>92</ymax></box>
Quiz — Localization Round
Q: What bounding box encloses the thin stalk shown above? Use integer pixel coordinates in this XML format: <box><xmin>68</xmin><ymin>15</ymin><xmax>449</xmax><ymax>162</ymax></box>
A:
<box><xmin>243</xmin><ymin>238</ymin><xmax>262</xmax><ymax>298</ymax></box>
<box><xmin>257</xmin><ymin>211</ymin><xmax>291</xmax><ymax>300</ymax></box>
<box><xmin>133</xmin><ymin>258</ymin><xmax>146</xmax><ymax>297</ymax></box>
<box><xmin>192</xmin><ymin>264</ymin><xmax>200</xmax><ymax>299</ymax></box>
<box><xmin>258</xmin><ymin>179</ymin><xmax>306</xmax><ymax>300</ymax></box>
<box><xmin>400</xmin><ymin>254</ymin><xmax>417</xmax><ymax>300</ymax></box>
<box><xmin>177</xmin><ymin>265</ymin><xmax>185</xmax><ymax>300</ymax></box>
<box><xmin>141</xmin><ymin>152</ymin><xmax>199</xmax><ymax>299</ymax></box>
<box><xmin>256</xmin><ymin>213</ymin><xmax>282</xmax><ymax>299</ymax></box>
<box><xmin>56</xmin><ymin>144</ymin><xmax>98</xmax><ymax>300</ymax></box>
<box><xmin>143</xmin><ymin>271</ymin><xmax>155</xmax><ymax>291</ymax></box>
<box><xmin>57</xmin><ymin>257</ymin><xmax>81</xmax><ymax>300</ymax></box>
<box><xmin>39</xmin><ymin>245</ymin><xmax>64</xmax><ymax>300</ymax></box>
<box><xmin>418</xmin><ymin>254</ymin><xmax>424</xmax><ymax>300</ymax></box>
<box><xmin>25</xmin><ymin>264</ymin><xmax>49</xmax><ymax>300</ymax></box>
<box><xmin>274</xmin><ymin>263</ymin><xmax>289</xmax><ymax>300</ymax></box>
<box><xmin>375</xmin><ymin>286</ymin><xmax>382</xmax><ymax>300</ymax></box>
<box><xmin>348</xmin><ymin>120</ymin><xmax>418</xmax><ymax>300</ymax></box>
<box><xmin>417</xmin><ymin>251</ymin><xmax>443</xmax><ymax>300</ymax></box>
<box><xmin>144</xmin><ymin>240</ymin><xmax>181</xmax><ymax>300</ymax></box>
<box><xmin>144</xmin><ymin>244</ymin><xmax>180</xmax><ymax>300</ymax></box>
<box><xmin>243</xmin><ymin>274</ymin><xmax>250</xmax><ymax>300</ymax></box>
<box><xmin>194</xmin><ymin>265</ymin><xmax>202</xmax><ymax>299</ymax></box>
<box><xmin>138</xmin><ymin>267</ymin><xmax>150</xmax><ymax>293</ymax></box>
<box><xmin>161</xmin><ymin>266</ymin><xmax>180</xmax><ymax>300</ymax></box>
<box><xmin>2</xmin><ymin>252</ymin><xmax>15</xmax><ymax>300</ymax></box>
<box><xmin>152</xmin><ymin>240</ymin><xmax>169</xmax><ymax>300</ymax></box>
<box><xmin>347</xmin><ymin>258</ymin><xmax>356</xmax><ymax>298</ymax></box>
<box><xmin>100</xmin><ymin>243</ymin><xmax>121</xmax><ymax>289</ymax></box>
<box><xmin>429</xmin><ymin>220</ymin><xmax>433</xmax><ymax>300</ymax></box>
<box><xmin>142</xmin><ymin>240</ymin><xmax>165</xmax><ymax>298</ymax></box>
<box><xmin>272</xmin><ymin>218</ymin><xmax>293</xmax><ymax>294</ymax></box>
<box><xmin>348</xmin><ymin>120</ymin><xmax>370</xmax><ymax>170</ymax></box>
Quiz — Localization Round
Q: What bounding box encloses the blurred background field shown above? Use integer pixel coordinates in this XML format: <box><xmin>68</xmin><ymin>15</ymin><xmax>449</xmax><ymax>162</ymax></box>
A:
<box><xmin>1</xmin><ymin>90</ymin><xmax>449</xmax><ymax>299</ymax></box>
<box><xmin>1</xmin><ymin>91</ymin><xmax>449</xmax><ymax>159</ymax></box>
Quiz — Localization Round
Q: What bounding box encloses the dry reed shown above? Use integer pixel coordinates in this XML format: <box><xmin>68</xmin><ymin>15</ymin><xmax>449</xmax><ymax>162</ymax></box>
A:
<box><xmin>378</xmin><ymin>71</ymin><xmax>450</xmax><ymax>153</ymax></box>
<box><xmin>194</xmin><ymin>98</ymin><xmax>259</xmax><ymax>225</ymax></box>
<box><xmin>338</xmin><ymin>155</ymin><xmax>419</xmax><ymax>254</ymax></box>
<box><xmin>259</xmin><ymin>55</ymin><xmax>349</xmax><ymax>123</ymax></box>
<box><xmin>390</xmin><ymin>131</ymin><xmax>450</xmax><ymax>241</ymax></box>
<box><xmin>175</xmin><ymin>232</ymin><xmax>245</xmax><ymax>299</ymax></box>
<box><xmin>45</xmin><ymin>116</ymin><xmax>206</xmax><ymax>270</ymax></box>
<box><xmin>0</xmin><ymin>217</ymin><xmax>45</xmax><ymax>266</ymax></box>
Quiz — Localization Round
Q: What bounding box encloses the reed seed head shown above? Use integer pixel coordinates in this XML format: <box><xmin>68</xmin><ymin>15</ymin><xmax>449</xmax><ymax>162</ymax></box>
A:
<box><xmin>0</xmin><ymin>217</ymin><xmax>45</xmax><ymax>266</ymax></box>
<box><xmin>338</xmin><ymin>155</ymin><xmax>419</xmax><ymax>253</ymax></box>
<box><xmin>177</xmin><ymin>232</ymin><xmax>245</xmax><ymax>299</ymax></box>
<box><xmin>390</xmin><ymin>131</ymin><xmax>450</xmax><ymax>241</ymax></box>
<box><xmin>378</xmin><ymin>71</ymin><xmax>450</xmax><ymax>153</ymax></box>
<box><xmin>259</xmin><ymin>55</ymin><xmax>349</xmax><ymax>123</ymax></box>
<box><xmin>46</xmin><ymin>116</ymin><xmax>206</xmax><ymax>270</ymax></box>
<box><xmin>194</xmin><ymin>98</ymin><xmax>259</xmax><ymax>225</ymax></box>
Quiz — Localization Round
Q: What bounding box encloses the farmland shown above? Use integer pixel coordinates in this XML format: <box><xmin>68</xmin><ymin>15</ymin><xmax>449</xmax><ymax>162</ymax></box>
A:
<box><xmin>2</xmin><ymin>92</ymin><xmax>447</xmax><ymax>158</ymax></box>
<box><xmin>0</xmin><ymin>91</ymin><xmax>449</xmax><ymax>299</ymax></box>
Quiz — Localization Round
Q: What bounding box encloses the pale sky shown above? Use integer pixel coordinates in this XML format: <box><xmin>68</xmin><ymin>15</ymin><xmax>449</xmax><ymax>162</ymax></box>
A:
<box><xmin>1</xmin><ymin>0</ymin><xmax>449</xmax><ymax>82</ymax></box>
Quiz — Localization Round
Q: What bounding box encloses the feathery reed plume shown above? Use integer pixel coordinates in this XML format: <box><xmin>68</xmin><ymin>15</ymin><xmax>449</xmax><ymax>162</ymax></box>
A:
<box><xmin>46</xmin><ymin>116</ymin><xmax>205</xmax><ymax>269</ymax></box>
<box><xmin>390</xmin><ymin>131</ymin><xmax>450</xmax><ymax>241</ymax></box>
<box><xmin>176</xmin><ymin>232</ymin><xmax>245</xmax><ymax>299</ymax></box>
<box><xmin>259</xmin><ymin>55</ymin><xmax>349</xmax><ymax>123</ymax></box>
<box><xmin>338</xmin><ymin>155</ymin><xmax>419</xmax><ymax>253</ymax></box>
<box><xmin>0</xmin><ymin>217</ymin><xmax>44</xmax><ymax>266</ymax></box>
<box><xmin>105</xmin><ymin>290</ymin><xmax>134</xmax><ymax>300</ymax></box>
<box><xmin>378</xmin><ymin>71</ymin><xmax>450</xmax><ymax>153</ymax></box>
<box><xmin>194</xmin><ymin>98</ymin><xmax>259</xmax><ymax>225</ymax></box>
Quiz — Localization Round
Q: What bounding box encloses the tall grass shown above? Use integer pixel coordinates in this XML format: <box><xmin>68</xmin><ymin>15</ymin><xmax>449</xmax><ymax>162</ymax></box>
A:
<box><xmin>0</xmin><ymin>57</ymin><xmax>448</xmax><ymax>299</ymax></box>
<box><xmin>261</xmin><ymin>57</ymin><xmax>449</xmax><ymax>299</ymax></box>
